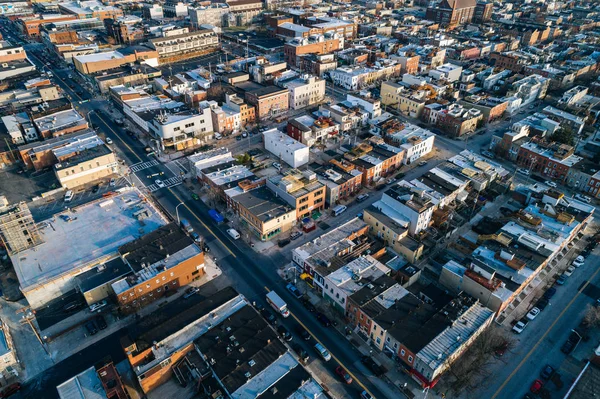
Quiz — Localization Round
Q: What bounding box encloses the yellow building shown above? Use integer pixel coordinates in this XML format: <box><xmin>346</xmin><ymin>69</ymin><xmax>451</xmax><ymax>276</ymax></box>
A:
<box><xmin>54</xmin><ymin>144</ymin><xmax>118</xmax><ymax>189</ymax></box>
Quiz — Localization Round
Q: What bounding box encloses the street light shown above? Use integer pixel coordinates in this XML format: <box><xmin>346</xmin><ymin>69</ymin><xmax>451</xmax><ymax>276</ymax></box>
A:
<box><xmin>175</xmin><ymin>202</ymin><xmax>184</xmax><ymax>225</ymax></box>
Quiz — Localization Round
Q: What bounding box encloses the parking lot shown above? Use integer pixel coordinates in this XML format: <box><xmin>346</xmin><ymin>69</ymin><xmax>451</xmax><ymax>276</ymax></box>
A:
<box><xmin>0</xmin><ymin>167</ymin><xmax>60</xmax><ymax>204</ymax></box>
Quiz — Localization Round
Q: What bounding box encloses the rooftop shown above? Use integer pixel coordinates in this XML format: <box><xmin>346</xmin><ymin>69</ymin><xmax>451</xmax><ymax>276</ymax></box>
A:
<box><xmin>12</xmin><ymin>188</ymin><xmax>167</xmax><ymax>292</ymax></box>
<box><xmin>234</xmin><ymin>186</ymin><xmax>294</xmax><ymax>223</ymax></box>
<box><xmin>34</xmin><ymin>108</ymin><xmax>86</xmax><ymax>133</ymax></box>
<box><xmin>56</xmin><ymin>366</ymin><xmax>104</xmax><ymax>399</ymax></box>
<box><xmin>55</xmin><ymin>144</ymin><xmax>112</xmax><ymax>170</ymax></box>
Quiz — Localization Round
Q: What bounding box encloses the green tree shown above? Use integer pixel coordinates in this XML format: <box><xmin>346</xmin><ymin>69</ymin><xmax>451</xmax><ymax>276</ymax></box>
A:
<box><xmin>550</xmin><ymin>129</ymin><xmax>575</xmax><ymax>146</ymax></box>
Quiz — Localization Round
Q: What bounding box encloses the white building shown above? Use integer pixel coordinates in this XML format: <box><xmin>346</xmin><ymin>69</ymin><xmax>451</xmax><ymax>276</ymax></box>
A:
<box><xmin>428</xmin><ymin>63</ymin><xmax>463</xmax><ymax>82</ymax></box>
<box><xmin>143</xmin><ymin>3</ymin><xmax>163</xmax><ymax>19</ymax></box>
<box><xmin>282</xmin><ymin>75</ymin><xmax>326</xmax><ymax>110</ymax></box>
<box><xmin>263</xmin><ymin>128</ymin><xmax>309</xmax><ymax>168</ymax></box>
<box><xmin>148</xmin><ymin>105</ymin><xmax>213</xmax><ymax>150</ymax></box>
<box><xmin>509</xmin><ymin>74</ymin><xmax>549</xmax><ymax>106</ymax></box>
<box><xmin>346</xmin><ymin>93</ymin><xmax>382</xmax><ymax>119</ymax></box>
<box><xmin>383</xmin><ymin>123</ymin><xmax>435</xmax><ymax>165</ymax></box>
<box><xmin>374</xmin><ymin>185</ymin><xmax>435</xmax><ymax>236</ymax></box>
<box><xmin>163</xmin><ymin>1</ymin><xmax>188</xmax><ymax>17</ymax></box>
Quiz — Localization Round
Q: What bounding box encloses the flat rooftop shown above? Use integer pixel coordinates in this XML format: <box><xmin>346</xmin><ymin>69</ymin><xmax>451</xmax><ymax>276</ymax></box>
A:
<box><xmin>235</xmin><ymin>186</ymin><xmax>293</xmax><ymax>222</ymax></box>
<box><xmin>12</xmin><ymin>189</ymin><xmax>167</xmax><ymax>292</ymax></box>
<box><xmin>56</xmin><ymin>366</ymin><xmax>105</xmax><ymax>399</ymax></box>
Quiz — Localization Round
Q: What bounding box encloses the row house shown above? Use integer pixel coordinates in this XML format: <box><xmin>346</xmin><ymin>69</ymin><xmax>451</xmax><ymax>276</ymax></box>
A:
<box><xmin>266</xmin><ymin>170</ymin><xmax>326</xmax><ymax>220</ymax></box>
<box><xmin>516</xmin><ymin>139</ymin><xmax>582</xmax><ymax>182</ymax></box>
<box><xmin>312</xmin><ymin>158</ymin><xmax>363</xmax><ymax>206</ymax></box>
<box><xmin>343</xmin><ymin>139</ymin><xmax>405</xmax><ymax>186</ymax></box>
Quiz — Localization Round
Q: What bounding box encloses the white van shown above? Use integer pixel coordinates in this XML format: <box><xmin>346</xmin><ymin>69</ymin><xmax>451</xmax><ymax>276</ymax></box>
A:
<box><xmin>314</xmin><ymin>343</ymin><xmax>331</xmax><ymax>361</ymax></box>
<box><xmin>227</xmin><ymin>228</ymin><xmax>240</xmax><ymax>240</ymax></box>
<box><xmin>64</xmin><ymin>190</ymin><xmax>74</xmax><ymax>202</ymax></box>
<box><xmin>214</xmin><ymin>133</ymin><xmax>223</xmax><ymax>140</ymax></box>
<box><xmin>332</xmin><ymin>205</ymin><xmax>347</xmax><ymax>216</ymax></box>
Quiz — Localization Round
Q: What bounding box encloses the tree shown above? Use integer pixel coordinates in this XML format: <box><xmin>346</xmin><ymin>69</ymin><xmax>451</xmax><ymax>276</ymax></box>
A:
<box><xmin>550</xmin><ymin>128</ymin><xmax>575</xmax><ymax>146</ymax></box>
<box><xmin>207</xmin><ymin>84</ymin><xmax>226</xmax><ymax>103</ymax></box>
<box><xmin>583</xmin><ymin>304</ymin><xmax>600</xmax><ymax>327</ymax></box>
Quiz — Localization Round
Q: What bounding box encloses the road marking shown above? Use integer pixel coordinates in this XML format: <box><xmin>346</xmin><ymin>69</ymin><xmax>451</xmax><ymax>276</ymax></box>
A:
<box><xmin>130</xmin><ymin>160</ymin><xmax>159</xmax><ymax>173</ymax></box>
<box><xmin>491</xmin><ymin>263</ymin><xmax>600</xmax><ymax>398</ymax></box>
<box><xmin>166</xmin><ymin>188</ymin><xmax>235</xmax><ymax>258</ymax></box>
<box><xmin>263</xmin><ymin>286</ymin><xmax>376</xmax><ymax>398</ymax></box>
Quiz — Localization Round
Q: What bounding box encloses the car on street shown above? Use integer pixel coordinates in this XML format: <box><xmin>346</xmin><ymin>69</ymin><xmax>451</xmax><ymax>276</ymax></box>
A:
<box><xmin>517</xmin><ymin>168</ymin><xmax>530</xmax><ymax>176</ymax></box>
<box><xmin>286</xmin><ymin>283</ymin><xmax>302</xmax><ymax>299</ymax></box>
<box><xmin>89</xmin><ymin>300</ymin><xmax>107</xmax><ymax>312</ymax></box>
<box><xmin>316</xmin><ymin>312</ymin><xmax>332</xmax><ymax>327</ymax></box>
<box><xmin>184</xmin><ymin>287</ymin><xmax>199</xmax><ymax>299</ymax></box>
<box><xmin>360</xmin><ymin>391</ymin><xmax>374</xmax><ymax>399</ymax></box>
<box><xmin>544</xmin><ymin>287</ymin><xmax>556</xmax><ymax>299</ymax></box>
<box><xmin>236</xmin><ymin>135</ymin><xmax>242</xmax><ymax>141</ymax></box>
<box><xmin>85</xmin><ymin>320</ymin><xmax>98</xmax><ymax>336</ymax></box>
<box><xmin>481</xmin><ymin>150</ymin><xmax>496</xmax><ymax>159</ymax></box>
<box><xmin>361</xmin><ymin>356</ymin><xmax>385</xmax><ymax>376</ymax></box>
<box><xmin>291</xmin><ymin>344</ymin><xmax>309</xmax><ymax>363</ymax></box>
<box><xmin>95</xmin><ymin>315</ymin><xmax>107</xmax><ymax>330</ymax></box>
<box><xmin>530</xmin><ymin>379</ymin><xmax>543</xmax><ymax>394</ymax></box>
<box><xmin>573</xmin><ymin>256</ymin><xmax>585</xmax><ymax>268</ymax></box>
<box><xmin>556</xmin><ymin>274</ymin><xmax>567</xmax><ymax>285</ymax></box>
<box><xmin>296</xmin><ymin>325</ymin><xmax>310</xmax><ymax>341</ymax></box>
<box><xmin>545</xmin><ymin>180</ymin><xmax>557</xmax><ymax>188</ymax></box>
<box><xmin>335</xmin><ymin>366</ymin><xmax>353</xmax><ymax>384</ymax></box>
<box><xmin>536</xmin><ymin>297</ymin><xmax>550</xmax><ymax>310</ymax></box>
<box><xmin>575</xmin><ymin>194</ymin><xmax>591</xmax><ymax>203</ymax></box>
<box><xmin>302</xmin><ymin>298</ymin><xmax>316</xmax><ymax>312</ymax></box>
<box><xmin>512</xmin><ymin>318</ymin><xmax>528</xmax><ymax>334</ymax></box>
<box><xmin>191</xmin><ymin>193</ymin><xmax>199</xmax><ymax>201</ymax></box>
<box><xmin>357</xmin><ymin>193</ymin><xmax>369</xmax><ymax>202</ymax></box>
<box><xmin>106</xmin><ymin>137</ymin><xmax>113</xmax><ymax>144</ymax></box>
<box><xmin>92</xmin><ymin>185</ymin><xmax>100</xmax><ymax>193</ymax></box>
<box><xmin>290</xmin><ymin>231</ymin><xmax>303</xmax><ymax>240</ymax></box>
<box><xmin>155</xmin><ymin>179</ymin><xmax>165</xmax><ymax>188</ymax></box>
<box><xmin>260</xmin><ymin>308</ymin><xmax>277</xmax><ymax>324</ymax></box>
<box><xmin>418</xmin><ymin>160</ymin><xmax>427</xmax><ymax>167</ymax></box>
<box><xmin>540</xmin><ymin>365</ymin><xmax>555</xmax><ymax>380</ymax></box>
<box><xmin>242</xmin><ymin>132</ymin><xmax>248</xmax><ymax>138</ymax></box>
<box><xmin>277</xmin><ymin>325</ymin><xmax>292</xmax><ymax>341</ymax></box>
<box><xmin>0</xmin><ymin>383</ymin><xmax>21</xmax><ymax>398</ymax></box>
<box><xmin>561</xmin><ymin>330</ymin><xmax>582</xmax><ymax>354</ymax></box>
<box><xmin>278</xmin><ymin>238</ymin><xmax>291</xmax><ymax>248</ymax></box>
<box><xmin>564</xmin><ymin>265</ymin><xmax>576</xmax><ymax>276</ymax></box>
<box><xmin>494</xmin><ymin>341</ymin><xmax>509</xmax><ymax>357</ymax></box>
<box><xmin>526</xmin><ymin>307</ymin><xmax>540</xmax><ymax>321</ymax></box>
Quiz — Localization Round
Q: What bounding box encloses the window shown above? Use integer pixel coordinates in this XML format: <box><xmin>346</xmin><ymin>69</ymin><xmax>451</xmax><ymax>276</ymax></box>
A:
<box><xmin>401</xmin><ymin>349</ymin><xmax>406</xmax><ymax>356</ymax></box>
<box><xmin>386</xmin><ymin>337</ymin><xmax>390</xmax><ymax>343</ymax></box>
<box><xmin>408</xmin><ymin>356</ymin><xmax>413</xmax><ymax>363</ymax></box>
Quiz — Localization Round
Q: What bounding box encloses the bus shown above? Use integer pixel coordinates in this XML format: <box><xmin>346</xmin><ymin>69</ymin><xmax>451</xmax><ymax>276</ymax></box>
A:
<box><xmin>266</xmin><ymin>291</ymin><xmax>290</xmax><ymax>318</ymax></box>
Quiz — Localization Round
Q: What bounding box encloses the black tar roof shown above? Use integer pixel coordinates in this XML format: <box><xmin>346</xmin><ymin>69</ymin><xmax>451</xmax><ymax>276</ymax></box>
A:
<box><xmin>118</xmin><ymin>223</ymin><xmax>193</xmax><ymax>272</ymax></box>
<box><xmin>55</xmin><ymin>144</ymin><xmax>112</xmax><ymax>170</ymax></box>
<box><xmin>124</xmin><ymin>286</ymin><xmax>239</xmax><ymax>356</ymax></box>
<box><xmin>235</xmin><ymin>186</ymin><xmax>293</xmax><ymax>222</ymax></box>
<box><xmin>195</xmin><ymin>304</ymin><xmax>288</xmax><ymax>394</ymax></box>
<box><xmin>75</xmin><ymin>257</ymin><xmax>131</xmax><ymax>293</ymax></box>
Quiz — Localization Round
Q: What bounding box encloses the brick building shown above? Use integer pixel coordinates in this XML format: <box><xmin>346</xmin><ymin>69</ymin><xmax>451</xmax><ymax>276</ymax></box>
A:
<box><xmin>284</xmin><ymin>36</ymin><xmax>341</xmax><ymax>68</ymax></box>
<box><xmin>111</xmin><ymin>223</ymin><xmax>206</xmax><ymax>313</ymax></box>
<box><xmin>426</xmin><ymin>0</ymin><xmax>477</xmax><ymax>27</ymax></box>
<box><xmin>244</xmin><ymin>85</ymin><xmax>289</xmax><ymax>120</ymax></box>
<box><xmin>515</xmin><ymin>140</ymin><xmax>582</xmax><ymax>182</ymax></box>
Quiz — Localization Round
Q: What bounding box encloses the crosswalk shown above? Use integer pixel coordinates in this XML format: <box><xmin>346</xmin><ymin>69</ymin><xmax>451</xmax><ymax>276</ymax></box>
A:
<box><xmin>146</xmin><ymin>176</ymin><xmax>183</xmax><ymax>192</ymax></box>
<box><xmin>130</xmin><ymin>160</ymin><xmax>159</xmax><ymax>173</ymax></box>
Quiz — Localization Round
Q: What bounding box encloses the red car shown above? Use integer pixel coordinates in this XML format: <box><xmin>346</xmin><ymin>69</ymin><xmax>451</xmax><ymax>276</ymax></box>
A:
<box><xmin>530</xmin><ymin>379</ymin><xmax>543</xmax><ymax>394</ymax></box>
<box><xmin>335</xmin><ymin>366</ymin><xmax>353</xmax><ymax>384</ymax></box>
<box><xmin>0</xmin><ymin>383</ymin><xmax>21</xmax><ymax>398</ymax></box>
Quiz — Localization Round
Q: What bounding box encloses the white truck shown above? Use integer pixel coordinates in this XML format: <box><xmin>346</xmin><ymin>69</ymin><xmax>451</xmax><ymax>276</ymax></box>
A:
<box><xmin>266</xmin><ymin>291</ymin><xmax>290</xmax><ymax>318</ymax></box>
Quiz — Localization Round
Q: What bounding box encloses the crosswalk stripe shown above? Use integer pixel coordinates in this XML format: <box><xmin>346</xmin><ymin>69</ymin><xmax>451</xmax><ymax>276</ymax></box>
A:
<box><xmin>130</xmin><ymin>160</ymin><xmax>159</xmax><ymax>173</ymax></box>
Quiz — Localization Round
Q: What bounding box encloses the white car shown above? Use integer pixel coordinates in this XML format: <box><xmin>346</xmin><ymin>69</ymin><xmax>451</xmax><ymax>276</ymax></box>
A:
<box><xmin>89</xmin><ymin>300</ymin><xmax>107</xmax><ymax>312</ymax></box>
<box><xmin>564</xmin><ymin>266</ymin><xmax>576</xmax><ymax>277</ymax></box>
<box><xmin>106</xmin><ymin>137</ymin><xmax>113</xmax><ymax>144</ymax></box>
<box><xmin>526</xmin><ymin>307</ymin><xmax>540</xmax><ymax>321</ymax></box>
<box><xmin>575</xmin><ymin>194</ymin><xmax>591</xmax><ymax>204</ymax></box>
<box><xmin>109</xmin><ymin>178</ymin><xmax>116</xmax><ymax>187</ymax></box>
<box><xmin>517</xmin><ymin>168</ymin><xmax>530</xmax><ymax>176</ymax></box>
<box><xmin>155</xmin><ymin>179</ymin><xmax>166</xmax><ymax>188</ymax></box>
<box><xmin>573</xmin><ymin>256</ymin><xmax>585</xmax><ymax>268</ymax></box>
<box><xmin>512</xmin><ymin>320</ymin><xmax>527</xmax><ymax>334</ymax></box>
<box><xmin>545</xmin><ymin>181</ymin><xmax>557</xmax><ymax>188</ymax></box>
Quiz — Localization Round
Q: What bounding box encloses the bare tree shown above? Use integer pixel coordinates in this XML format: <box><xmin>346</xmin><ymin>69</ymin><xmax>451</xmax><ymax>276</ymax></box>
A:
<box><xmin>583</xmin><ymin>304</ymin><xmax>600</xmax><ymax>327</ymax></box>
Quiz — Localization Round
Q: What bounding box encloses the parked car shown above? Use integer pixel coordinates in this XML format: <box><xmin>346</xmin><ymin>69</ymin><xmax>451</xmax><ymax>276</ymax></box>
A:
<box><xmin>316</xmin><ymin>312</ymin><xmax>332</xmax><ymax>327</ymax></box>
<box><xmin>517</xmin><ymin>168</ymin><xmax>530</xmax><ymax>176</ymax></box>
<box><xmin>544</xmin><ymin>180</ymin><xmax>557</xmax><ymax>188</ymax></box>
<box><xmin>357</xmin><ymin>193</ymin><xmax>369</xmax><ymax>202</ymax></box>
<box><xmin>106</xmin><ymin>137</ymin><xmax>113</xmax><ymax>144</ymax></box>
<box><xmin>540</xmin><ymin>365</ymin><xmax>555</xmax><ymax>380</ymax></box>
<box><xmin>85</xmin><ymin>320</ymin><xmax>98</xmax><ymax>336</ymax></box>
<box><xmin>0</xmin><ymin>383</ymin><xmax>21</xmax><ymax>398</ymax></box>
<box><xmin>95</xmin><ymin>315</ymin><xmax>107</xmax><ymax>330</ymax></box>
<box><xmin>494</xmin><ymin>341</ymin><xmax>509</xmax><ymax>357</ymax></box>
<box><xmin>92</xmin><ymin>185</ymin><xmax>100</xmax><ymax>193</ymax></box>
<box><xmin>278</xmin><ymin>238</ymin><xmax>291</xmax><ymax>248</ymax></box>
<box><xmin>296</xmin><ymin>325</ymin><xmax>310</xmax><ymax>341</ymax></box>
<box><xmin>575</xmin><ymin>194</ymin><xmax>591</xmax><ymax>203</ymax></box>
<box><xmin>260</xmin><ymin>308</ymin><xmax>276</xmax><ymax>324</ymax></box>
<box><xmin>573</xmin><ymin>256</ymin><xmax>585</xmax><ymax>268</ymax></box>
<box><xmin>556</xmin><ymin>274</ymin><xmax>567</xmax><ymax>285</ymax></box>
<box><xmin>530</xmin><ymin>379</ymin><xmax>543</xmax><ymax>394</ymax></box>
<box><xmin>89</xmin><ymin>300</ymin><xmax>107</xmax><ymax>312</ymax></box>
<box><xmin>361</xmin><ymin>356</ymin><xmax>385</xmax><ymax>376</ymax></box>
<box><xmin>526</xmin><ymin>307</ymin><xmax>540</xmax><ymax>321</ymax></box>
<box><xmin>191</xmin><ymin>232</ymin><xmax>202</xmax><ymax>243</ymax></box>
<box><xmin>543</xmin><ymin>287</ymin><xmax>556</xmax><ymax>300</ymax></box>
<box><xmin>184</xmin><ymin>286</ymin><xmax>199</xmax><ymax>299</ymax></box>
<box><xmin>564</xmin><ymin>265</ymin><xmax>576</xmax><ymax>277</ymax></box>
<box><xmin>302</xmin><ymin>298</ymin><xmax>316</xmax><ymax>312</ymax></box>
<box><xmin>109</xmin><ymin>178</ymin><xmax>116</xmax><ymax>187</ymax></box>
<box><xmin>360</xmin><ymin>391</ymin><xmax>374</xmax><ymax>399</ymax></box>
<box><xmin>561</xmin><ymin>330</ymin><xmax>582</xmax><ymax>354</ymax></box>
<box><xmin>536</xmin><ymin>297</ymin><xmax>550</xmax><ymax>310</ymax></box>
<box><xmin>335</xmin><ymin>366</ymin><xmax>353</xmax><ymax>384</ymax></box>
<box><xmin>155</xmin><ymin>179</ymin><xmax>165</xmax><ymax>188</ymax></box>
<box><xmin>286</xmin><ymin>283</ymin><xmax>302</xmax><ymax>299</ymax></box>
<box><xmin>277</xmin><ymin>325</ymin><xmax>293</xmax><ymax>342</ymax></box>
<box><xmin>418</xmin><ymin>160</ymin><xmax>427</xmax><ymax>167</ymax></box>
<box><xmin>291</xmin><ymin>344</ymin><xmax>309</xmax><ymax>363</ymax></box>
<box><xmin>290</xmin><ymin>231</ymin><xmax>303</xmax><ymax>240</ymax></box>
<box><xmin>512</xmin><ymin>318</ymin><xmax>528</xmax><ymax>334</ymax></box>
